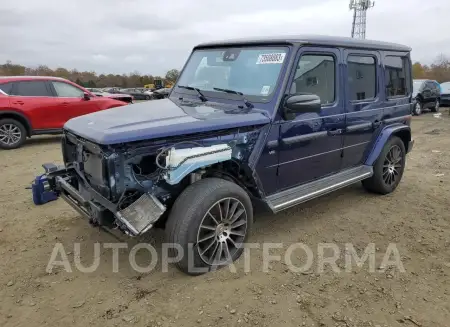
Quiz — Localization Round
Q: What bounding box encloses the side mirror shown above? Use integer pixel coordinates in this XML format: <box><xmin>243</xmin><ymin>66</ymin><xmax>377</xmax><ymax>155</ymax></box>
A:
<box><xmin>83</xmin><ymin>92</ymin><xmax>91</xmax><ymax>101</ymax></box>
<box><xmin>285</xmin><ymin>94</ymin><xmax>321</xmax><ymax>114</ymax></box>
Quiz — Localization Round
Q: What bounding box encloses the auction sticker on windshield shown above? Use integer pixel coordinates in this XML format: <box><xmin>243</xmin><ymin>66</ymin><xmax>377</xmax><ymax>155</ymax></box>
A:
<box><xmin>256</xmin><ymin>53</ymin><xmax>286</xmax><ymax>64</ymax></box>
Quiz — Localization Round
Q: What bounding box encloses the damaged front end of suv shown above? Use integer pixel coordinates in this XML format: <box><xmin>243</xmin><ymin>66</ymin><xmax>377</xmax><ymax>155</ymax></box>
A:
<box><xmin>46</xmin><ymin>123</ymin><xmax>265</xmax><ymax>237</ymax></box>
<box><xmin>32</xmin><ymin>42</ymin><xmax>291</xmax><ymax>274</ymax></box>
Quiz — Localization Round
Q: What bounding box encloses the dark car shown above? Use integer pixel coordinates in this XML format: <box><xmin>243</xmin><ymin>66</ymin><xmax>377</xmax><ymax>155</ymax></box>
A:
<box><xmin>412</xmin><ymin>79</ymin><xmax>441</xmax><ymax>115</ymax></box>
<box><xmin>439</xmin><ymin>82</ymin><xmax>450</xmax><ymax>107</ymax></box>
<box><xmin>34</xmin><ymin>35</ymin><xmax>413</xmax><ymax>275</ymax></box>
<box><xmin>119</xmin><ymin>88</ymin><xmax>153</xmax><ymax>100</ymax></box>
<box><xmin>152</xmin><ymin>87</ymin><xmax>171</xmax><ymax>99</ymax></box>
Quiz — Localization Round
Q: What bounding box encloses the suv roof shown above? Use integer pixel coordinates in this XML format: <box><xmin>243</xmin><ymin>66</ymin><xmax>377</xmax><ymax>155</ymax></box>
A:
<box><xmin>195</xmin><ymin>34</ymin><xmax>411</xmax><ymax>52</ymax></box>
<box><xmin>0</xmin><ymin>76</ymin><xmax>68</xmax><ymax>83</ymax></box>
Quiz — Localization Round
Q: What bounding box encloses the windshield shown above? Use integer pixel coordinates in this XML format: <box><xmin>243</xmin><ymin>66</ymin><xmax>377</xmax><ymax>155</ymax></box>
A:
<box><xmin>175</xmin><ymin>47</ymin><xmax>289</xmax><ymax>101</ymax></box>
<box><xmin>413</xmin><ymin>80</ymin><xmax>424</xmax><ymax>93</ymax></box>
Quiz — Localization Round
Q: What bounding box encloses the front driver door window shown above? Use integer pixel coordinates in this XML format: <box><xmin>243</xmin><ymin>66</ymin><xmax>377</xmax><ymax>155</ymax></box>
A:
<box><xmin>51</xmin><ymin>81</ymin><xmax>95</xmax><ymax>124</ymax></box>
<box><xmin>52</xmin><ymin>81</ymin><xmax>85</xmax><ymax>98</ymax></box>
<box><xmin>276</xmin><ymin>49</ymin><xmax>345</xmax><ymax>191</ymax></box>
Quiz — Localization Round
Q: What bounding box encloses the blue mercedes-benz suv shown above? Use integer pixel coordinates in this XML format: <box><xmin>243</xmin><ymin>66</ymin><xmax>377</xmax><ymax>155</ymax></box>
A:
<box><xmin>37</xmin><ymin>35</ymin><xmax>414</xmax><ymax>275</ymax></box>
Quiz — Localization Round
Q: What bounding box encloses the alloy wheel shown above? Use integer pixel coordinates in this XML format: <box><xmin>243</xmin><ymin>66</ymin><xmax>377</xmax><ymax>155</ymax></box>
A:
<box><xmin>382</xmin><ymin>145</ymin><xmax>403</xmax><ymax>186</ymax></box>
<box><xmin>415</xmin><ymin>102</ymin><xmax>422</xmax><ymax>115</ymax></box>
<box><xmin>0</xmin><ymin>124</ymin><xmax>22</xmax><ymax>146</ymax></box>
<box><xmin>196</xmin><ymin>197</ymin><xmax>247</xmax><ymax>266</ymax></box>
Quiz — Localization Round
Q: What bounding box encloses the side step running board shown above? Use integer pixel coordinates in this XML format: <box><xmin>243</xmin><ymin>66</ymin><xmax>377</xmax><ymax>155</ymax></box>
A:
<box><xmin>267</xmin><ymin>165</ymin><xmax>373</xmax><ymax>213</ymax></box>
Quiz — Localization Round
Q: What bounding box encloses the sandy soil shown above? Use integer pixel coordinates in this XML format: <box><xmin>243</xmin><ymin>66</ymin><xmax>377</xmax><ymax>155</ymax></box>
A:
<box><xmin>0</xmin><ymin>111</ymin><xmax>449</xmax><ymax>327</ymax></box>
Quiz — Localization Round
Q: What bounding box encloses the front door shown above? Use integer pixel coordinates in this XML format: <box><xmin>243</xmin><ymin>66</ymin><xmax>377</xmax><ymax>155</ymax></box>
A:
<box><xmin>276</xmin><ymin>47</ymin><xmax>345</xmax><ymax>191</ymax></box>
<box><xmin>342</xmin><ymin>49</ymin><xmax>383</xmax><ymax>169</ymax></box>
<box><xmin>49</xmin><ymin>80</ymin><xmax>99</xmax><ymax>127</ymax></box>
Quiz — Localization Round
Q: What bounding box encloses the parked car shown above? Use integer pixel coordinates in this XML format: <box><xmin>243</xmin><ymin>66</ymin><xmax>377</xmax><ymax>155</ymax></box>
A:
<box><xmin>134</xmin><ymin>87</ymin><xmax>154</xmax><ymax>96</ymax></box>
<box><xmin>152</xmin><ymin>87</ymin><xmax>171</xmax><ymax>99</ymax></box>
<box><xmin>86</xmin><ymin>88</ymin><xmax>133</xmax><ymax>104</ymax></box>
<box><xmin>119</xmin><ymin>88</ymin><xmax>153</xmax><ymax>100</ymax></box>
<box><xmin>36</xmin><ymin>35</ymin><xmax>413</xmax><ymax>275</ymax></box>
<box><xmin>0</xmin><ymin>76</ymin><xmax>127</xmax><ymax>149</ymax></box>
<box><xmin>412</xmin><ymin>79</ymin><xmax>441</xmax><ymax>115</ymax></box>
<box><xmin>439</xmin><ymin>81</ymin><xmax>450</xmax><ymax>107</ymax></box>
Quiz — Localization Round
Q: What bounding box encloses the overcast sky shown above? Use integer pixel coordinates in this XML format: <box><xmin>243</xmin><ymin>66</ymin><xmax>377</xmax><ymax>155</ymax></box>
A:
<box><xmin>1</xmin><ymin>0</ymin><xmax>449</xmax><ymax>75</ymax></box>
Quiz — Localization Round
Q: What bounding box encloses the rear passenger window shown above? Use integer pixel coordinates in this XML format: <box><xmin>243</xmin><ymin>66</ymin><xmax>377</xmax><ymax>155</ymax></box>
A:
<box><xmin>348</xmin><ymin>56</ymin><xmax>376</xmax><ymax>100</ymax></box>
<box><xmin>290</xmin><ymin>54</ymin><xmax>336</xmax><ymax>105</ymax></box>
<box><xmin>0</xmin><ymin>82</ymin><xmax>13</xmax><ymax>95</ymax></box>
<box><xmin>385</xmin><ymin>56</ymin><xmax>410</xmax><ymax>97</ymax></box>
<box><xmin>15</xmin><ymin>81</ymin><xmax>51</xmax><ymax>97</ymax></box>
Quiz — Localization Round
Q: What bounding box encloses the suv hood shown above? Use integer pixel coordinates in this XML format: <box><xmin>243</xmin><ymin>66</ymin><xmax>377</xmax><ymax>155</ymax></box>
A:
<box><xmin>64</xmin><ymin>99</ymin><xmax>270</xmax><ymax>145</ymax></box>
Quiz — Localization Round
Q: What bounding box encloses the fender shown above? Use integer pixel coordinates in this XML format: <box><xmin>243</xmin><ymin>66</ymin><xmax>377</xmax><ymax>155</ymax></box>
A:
<box><xmin>0</xmin><ymin>109</ymin><xmax>33</xmax><ymax>135</ymax></box>
<box><xmin>365</xmin><ymin>124</ymin><xmax>411</xmax><ymax>166</ymax></box>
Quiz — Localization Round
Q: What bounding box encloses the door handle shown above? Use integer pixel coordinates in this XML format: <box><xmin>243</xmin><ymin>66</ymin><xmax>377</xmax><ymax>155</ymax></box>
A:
<box><xmin>12</xmin><ymin>101</ymin><xmax>24</xmax><ymax>105</ymax></box>
<box><xmin>373</xmin><ymin>120</ymin><xmax>382</xmax><ymax>128</ymax></box>
<box><xmin>61</xmin><ymin>102</ymin><xmax>69</xmax><ymax>105</ymax></box>
<box><xmin>328</xmin><ymin>129</ymin><xmax>343</xmax><ymax>136</ymax></box>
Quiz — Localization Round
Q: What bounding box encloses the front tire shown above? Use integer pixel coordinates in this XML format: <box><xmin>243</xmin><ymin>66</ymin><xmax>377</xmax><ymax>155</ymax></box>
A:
<box><xmin>362</xmin><ymin>136</ymin><xmax>406</xmax><ymax>194</ymax></box>
<box><xmin>413</xmin><ymin>101</ymin><xmax>422</xmax><ymax>115</ymax></box>
<box><xmin>0</xmin><ymin>118</ymin><xmax>27</xmax><ymax>150</ymax></box>
<box><xmin>165</xmin><ymin>178</ymin><xmax>253</xmax><ymax>275</ymax></box>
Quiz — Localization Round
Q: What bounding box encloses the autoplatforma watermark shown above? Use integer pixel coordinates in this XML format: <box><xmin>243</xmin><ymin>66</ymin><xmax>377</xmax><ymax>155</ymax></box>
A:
<box><xmin>46</xmin><ymin>242</ymin><xmax>405</xmax><ymax>275</ymax></box>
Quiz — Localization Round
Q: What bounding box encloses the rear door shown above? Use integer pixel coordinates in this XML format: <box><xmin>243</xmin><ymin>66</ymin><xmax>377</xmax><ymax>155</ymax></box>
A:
<box><xmin>10</xmin><ymin>80</ymin><xmax>59</xmax><ymax>130</ymax></box>
<box><xmin>422</xmin><ymin>81</ymin><xmax>433</xmax><ymax>107</ymax></box>
<box><xmin>342</xmin><ymin>50</ymin><xmax>382</xmax><ymax>169</ymax></box>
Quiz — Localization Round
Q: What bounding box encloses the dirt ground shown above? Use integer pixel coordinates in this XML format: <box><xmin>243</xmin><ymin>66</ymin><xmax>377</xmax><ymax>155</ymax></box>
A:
<box><xmin>1</xmin><ymin>111</ymin><xmax>450</xmax><ymax>327</ymax></box>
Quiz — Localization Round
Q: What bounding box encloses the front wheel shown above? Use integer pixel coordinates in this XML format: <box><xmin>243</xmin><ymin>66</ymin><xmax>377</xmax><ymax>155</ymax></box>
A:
<box><xmin>0</xmin><ymin>118</ymin><xmax>27</xmax><ymax>150</ymax></box>
<box><xmin>413</xmin><ymin>101</ymin><xmax>422</xmax><ymax>115</ymax></box>
<box><xmin>165</xmin><ymin>178</ymin><xmax>253</xmax><ymax>275</ymax></box>
<box><xmin>145</xmin><ymin>95</ymin><xmax>151</xmax><ymax>100</ymax></box>
<box><xmin>362</xmin><ymin>136</ymin><xmax>406</xmax><ymax>194</ymax></box>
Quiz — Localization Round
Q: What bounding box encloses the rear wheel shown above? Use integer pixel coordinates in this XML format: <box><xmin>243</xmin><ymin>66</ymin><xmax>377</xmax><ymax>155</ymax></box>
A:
<box><xmin>145</xmin><ymin>95</ymin><xmax>151</xmax><ymax>100</ymax></box>
<box><xmin>0</xmin><ymin>118</ymin><xmax>27</xmax><ymax>150</ymax></box>
<box><xmin>362</xmin><ymin>136</ymin><xmax>406</xmax><ymax>194</ymax></box>
<box><xmin>165</xmin><ymin>178</ymin><xmax>253</xmax><ymax>275</ymax></box>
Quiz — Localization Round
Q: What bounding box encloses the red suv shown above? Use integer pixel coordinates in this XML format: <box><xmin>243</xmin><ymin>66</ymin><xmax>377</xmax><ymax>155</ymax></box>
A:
<box><xmin>0</xmin><ymin>76</ymin><xmax>127</xmax><ymax>149</ymax></box>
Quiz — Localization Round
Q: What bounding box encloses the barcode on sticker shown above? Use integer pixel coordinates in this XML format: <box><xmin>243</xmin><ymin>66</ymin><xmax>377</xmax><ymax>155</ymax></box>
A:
<box><xmin>261</xmin><ymin>85</ymin><xmax>270</xmax><ymax>95</ymax></box>
<box><xmin>256</xmin><ymin>53</ymin><xmax>286</xmax><ymax>64</ymax></box>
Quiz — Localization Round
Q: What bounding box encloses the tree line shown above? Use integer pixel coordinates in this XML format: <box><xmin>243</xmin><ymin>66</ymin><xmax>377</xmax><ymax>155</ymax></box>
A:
<box><xmin>412</xmin><ymin>55</ymin><xmax>450</xmax><ymax>83</ymax></box>
<box><xmin>1</xmin><ymin>54</ymin><xmax>450</xmax><ymax>88</ymax></box>
<box><xmin>0</xmin><ymin>61</ymin><xmax>180</xmax><ymax>88</ymax></box>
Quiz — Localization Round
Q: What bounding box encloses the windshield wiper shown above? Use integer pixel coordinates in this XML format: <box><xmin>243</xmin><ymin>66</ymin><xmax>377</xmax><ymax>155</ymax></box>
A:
<box><xmin>213</xmin><ymin>87</ymin><xmax>254</xmax><ymax>109</ymax></box>
<box><xmin>177</xmin><ymin>85</ymin><xmax>207</xmax><ymax>102</ymax></box>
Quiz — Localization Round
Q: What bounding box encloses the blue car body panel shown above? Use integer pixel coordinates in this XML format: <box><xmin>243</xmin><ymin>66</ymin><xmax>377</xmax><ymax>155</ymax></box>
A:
<box><xmin>64</xmin><ymin>99</ymin><xmax>270</xmax><ymax>145</ymax></box>
<box><xmin>365</xmin><ymin>124</ymin><xmax>411</xmax><ymax>166</ymax></box>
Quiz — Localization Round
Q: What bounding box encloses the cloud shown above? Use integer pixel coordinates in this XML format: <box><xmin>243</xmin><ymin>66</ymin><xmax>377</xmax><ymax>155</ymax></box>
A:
<box><xmin>1</xmin><ymin>0</ymin><xmax>449</xmax><ymax>75</ymax></box>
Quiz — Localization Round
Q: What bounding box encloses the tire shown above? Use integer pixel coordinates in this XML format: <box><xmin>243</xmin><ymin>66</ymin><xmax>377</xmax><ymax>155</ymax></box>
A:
<box><xmin>413</xmin><ymin>101</ymin><xmax>422</xmax><ymax>116</ymax></box>
<box><xmin>362</xmin><ymin>136</ymin><xmax>406</xmax><ymax>195</ymax></box>
<box><xmin>0</xmin><ymin>118</ymin><xmax>27</xmax><ymax>150</ymax></box>
<box><xmin>145</xmin><ymin>95</ymin><xmax>150</xmax><ymax>100</ymax></box>
<box><xmin>431</xmin><ymin>99</ymin><xmax>440</xmax><ymax>112</ymax></box>
<box><xmin>165</xmin><ymin>178</ymin><xmax>253</xmax><ymax>275</ymax></box>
